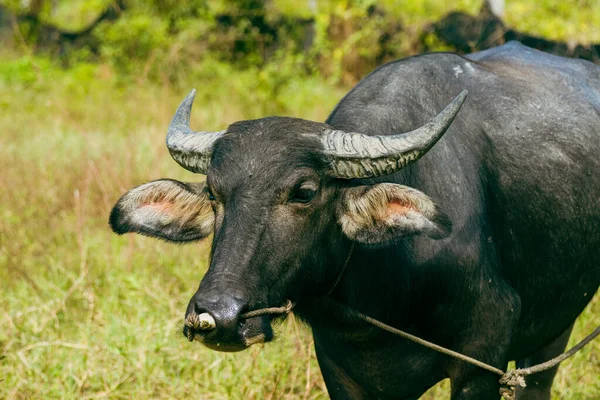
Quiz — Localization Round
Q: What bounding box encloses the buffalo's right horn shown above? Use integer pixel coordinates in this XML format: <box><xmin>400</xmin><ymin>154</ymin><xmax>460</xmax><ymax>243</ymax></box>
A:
<box><xmin>320</xmin><ymin>90</ymin><xmax>468</xmax><ymax>179</ymax></box>
<box><xmin>166</xmin><ymin>89</ymin><xmax>226</xmax><ymax>174</ymax></box>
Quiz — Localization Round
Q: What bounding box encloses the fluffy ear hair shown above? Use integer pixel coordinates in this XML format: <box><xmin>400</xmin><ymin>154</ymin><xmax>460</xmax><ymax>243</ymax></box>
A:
<box><xmin>109</xmin><ymin>179</ymin><xmax>214</xmax><ymax>242</ymax></box>
<box><xmin>338</xmin><ymin>183</ymin><xmax>451</xmax><ymax>246</ymax></box>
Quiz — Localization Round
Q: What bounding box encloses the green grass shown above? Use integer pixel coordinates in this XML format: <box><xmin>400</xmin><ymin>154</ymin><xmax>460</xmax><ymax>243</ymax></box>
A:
<box><xmin>1</xmin><ymin>30</ymin><xmax>599</xmax><ymax>400</ymax></box>
<box><xmin>0</xmin><ymin>63</ymin><xmax>340</xmax><ymax>399</ymax></box>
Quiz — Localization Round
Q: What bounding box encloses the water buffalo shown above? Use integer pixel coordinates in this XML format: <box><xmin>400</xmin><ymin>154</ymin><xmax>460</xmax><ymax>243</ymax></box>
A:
<box><xmin>110</xmin><ymin>42</ymin><xmax>600</xmax><ymax>399</ymax></box>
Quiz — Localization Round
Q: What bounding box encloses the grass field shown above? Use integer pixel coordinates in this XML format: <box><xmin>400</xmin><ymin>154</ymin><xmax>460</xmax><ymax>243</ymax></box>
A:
<box><xmin>1</xmin><ymin>45</ymin><xmax>599</xmax><ymax>400</ymax></box>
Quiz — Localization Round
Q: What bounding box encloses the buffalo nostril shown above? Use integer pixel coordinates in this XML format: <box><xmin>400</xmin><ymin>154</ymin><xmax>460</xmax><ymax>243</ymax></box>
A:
<box><xmin>185</xmin><ymin>312</ymin><xmax>216</xmax><ymax>331</ymax></box>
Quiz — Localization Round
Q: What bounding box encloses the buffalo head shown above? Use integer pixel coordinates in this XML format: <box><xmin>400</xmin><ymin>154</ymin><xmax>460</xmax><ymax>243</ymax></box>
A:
<box><xmin>109</xmin><ymin>89</ymin><xmax>466</xmax><ymax>352</ymax></box>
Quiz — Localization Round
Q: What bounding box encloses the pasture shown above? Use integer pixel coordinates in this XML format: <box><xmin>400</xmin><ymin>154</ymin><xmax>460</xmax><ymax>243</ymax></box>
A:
<box><xmin>1</xmin><ymin>62</ymin><xmax>599</xmax><ymax>399</ymax></box>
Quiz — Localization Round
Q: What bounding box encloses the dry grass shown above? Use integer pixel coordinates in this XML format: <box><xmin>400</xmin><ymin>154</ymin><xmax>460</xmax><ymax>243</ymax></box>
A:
<box><xmin>0</xmin><ymin>60</ymin><xmax>598</xmax><ymax>399</ymax></box>
<box><xmin>0</xmin><ymin>71</ymin><xmax>338</xmax><ymax>399</ymax></box>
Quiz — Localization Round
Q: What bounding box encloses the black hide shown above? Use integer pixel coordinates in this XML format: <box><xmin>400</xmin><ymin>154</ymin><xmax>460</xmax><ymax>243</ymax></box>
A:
<box><xmin>305</xmin><ymin>42</ymin><xmax>600</xmax><ymax>399</ymax></box>
<box><xmin>112</xmin><ymin>42</ymin><xmax>600</xmax><ymax>399</ymax></box>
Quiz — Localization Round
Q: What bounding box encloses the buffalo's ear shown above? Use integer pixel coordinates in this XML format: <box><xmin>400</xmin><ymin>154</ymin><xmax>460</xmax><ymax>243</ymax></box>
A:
<box><xmin>337</xmin><ymin>183</ymin><xmax>451</xmax><ymax>246</ymax></box>
<box><xmin>109</xmin><ymin>179</ymin><xmax>214</xmax><ymax>242</ymax></box>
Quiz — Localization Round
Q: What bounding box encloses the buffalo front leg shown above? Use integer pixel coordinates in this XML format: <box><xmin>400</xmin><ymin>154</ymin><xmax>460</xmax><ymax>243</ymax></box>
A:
<box><xmin>450</xmin><ymin>369</ymin><xmax>505</xmax><ymax>400</ymax></box>
<box><xmin>449</xmin><ymin>283</ymin><xmax>520</xmax><ymax>399</ymax></box>
<box><xmin>313</xmin><ymin>338</ymin><xmax>371</xmax><ymax>400</ymax></box>
<box><xmin>514</xmin><ymin>323</ymin><xmax>574</xmax><ymax>400</ymax></box>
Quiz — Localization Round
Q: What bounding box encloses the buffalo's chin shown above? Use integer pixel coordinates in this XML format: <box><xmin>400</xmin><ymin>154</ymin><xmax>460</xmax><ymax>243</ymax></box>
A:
<box><xmin>201</xmin><ymin>340</ymin><xmax>253</xmax><ymax>353</ymax></box>
<box><xmin>183</xmin><ymin>315</ymin><xmax>274</xmax><ymax>352</ymax></box>
<box><xmin>200</xmin><ymin>328</ymin><xmax>274</xmax><ymax>352</ymax></box>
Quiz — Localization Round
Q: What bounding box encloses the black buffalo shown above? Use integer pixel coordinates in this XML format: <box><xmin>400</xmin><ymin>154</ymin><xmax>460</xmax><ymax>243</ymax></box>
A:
<box><xmin>110</xmin><ymin>42</ymin><xmax>600</xmax><ymax>399</ymax></box>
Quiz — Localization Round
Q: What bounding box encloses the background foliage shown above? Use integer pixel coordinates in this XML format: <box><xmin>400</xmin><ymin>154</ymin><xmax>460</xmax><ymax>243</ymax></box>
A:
<box><xmin>0</xmin><ymin>1</ymin><xmax>599</xmax><ymax>399</ymax></box>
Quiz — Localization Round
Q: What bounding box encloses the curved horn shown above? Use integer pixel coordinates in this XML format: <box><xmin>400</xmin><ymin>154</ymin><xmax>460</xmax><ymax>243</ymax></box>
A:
<box><xmin>321</xmin><ymin>90</ymin><xmax>468</xmax><ymax>179</ymax></box>
<box><xmin>166</xmin><ymin>89</ymin><xmax>226</xmax><ymax>174</ymax></box>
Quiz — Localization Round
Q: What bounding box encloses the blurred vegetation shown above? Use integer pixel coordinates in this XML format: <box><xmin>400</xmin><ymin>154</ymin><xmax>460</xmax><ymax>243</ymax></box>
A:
<box><xmin>0</xmin><ymin>0</ymin><xmax>599</xmax><ymax>399</ymax></box>
<box><xmin>1</xmin><ymin>0</ymin><xmax>599</xmax><ymax>88</ymax></box>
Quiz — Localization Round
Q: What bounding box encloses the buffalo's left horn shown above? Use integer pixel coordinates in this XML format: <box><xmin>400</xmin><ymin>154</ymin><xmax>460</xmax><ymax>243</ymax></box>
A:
<box><xmin>320</xmin><ymin>90</ymin><xmax>468</xmax><ymax>179</ymax></box>
<box><xmin>166</xmin><ymin>89</ymin><xmax>226</xmax><ymax>174</ymax></box>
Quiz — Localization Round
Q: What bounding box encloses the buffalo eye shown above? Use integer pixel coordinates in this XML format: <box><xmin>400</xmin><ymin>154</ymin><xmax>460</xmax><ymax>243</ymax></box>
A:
<box><xmin>290</xmin><ymin>182</ymin><xmax>317</xmax><ymax>204</ymax></box>
<box><xmin>206</xmin><ymin>186</ymin><xmax>216</xmax><ymax>201</ymax></box>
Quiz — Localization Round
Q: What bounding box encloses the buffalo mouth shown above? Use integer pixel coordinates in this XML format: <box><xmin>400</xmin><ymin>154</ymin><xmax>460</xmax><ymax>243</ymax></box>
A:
<box><xmin>182</xmin><ymin>312</ymin><xmax>277</xmax><ymax>352</ymax></box>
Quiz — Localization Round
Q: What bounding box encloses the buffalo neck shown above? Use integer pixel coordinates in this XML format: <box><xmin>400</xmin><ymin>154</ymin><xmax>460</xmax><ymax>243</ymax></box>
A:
<box><xmin>296</xmin><ymin>240</ymin><xmax>420</xmax><ymax>337</ymax></box>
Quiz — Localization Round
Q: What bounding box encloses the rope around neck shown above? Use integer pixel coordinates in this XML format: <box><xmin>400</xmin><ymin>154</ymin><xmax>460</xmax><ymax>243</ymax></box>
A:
<box><xmin>357</xmin><ymin>312</ymin><xmax>600</xmax><ymax>400</ymax></box>
<box><xmin>242</xmin><ymin>299</ymin><xmax>600</xmax><ymax>400</ymax></box>
<box><xmin>237</xmin><ymin>245</ymin><xmax>599</xmax><ymax>399</ymax></box>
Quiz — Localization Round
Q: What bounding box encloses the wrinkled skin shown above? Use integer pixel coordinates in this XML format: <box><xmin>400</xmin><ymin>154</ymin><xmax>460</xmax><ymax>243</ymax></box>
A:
<box><xmin>110</xmin><ymin>43</ymin><xmax>600</xmax><ymax>399</ymax></box>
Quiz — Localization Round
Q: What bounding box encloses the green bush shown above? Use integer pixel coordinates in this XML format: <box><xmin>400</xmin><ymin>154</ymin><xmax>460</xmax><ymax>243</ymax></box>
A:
<box><xmin>98</xmin><ymin>14</ymin><xmax>169</xmax><ymax>76</ymax></box>
<box><xmin>2</xmin><ymin>0</ymin><xmax>599</xmax><ymax>92</ymax></box>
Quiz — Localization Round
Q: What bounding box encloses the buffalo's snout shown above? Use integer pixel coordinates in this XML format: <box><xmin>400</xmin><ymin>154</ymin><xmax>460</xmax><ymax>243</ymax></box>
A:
<box><xmin>184</xmin><ymin>293</ymin><xmax>273</xmax><ymax>352</ymax></box>
<box><xmin>185</xmin><ymin>295</ymin><xmax>246</xmax><ymax>346</ymax></box>
<box><xmin>198</xmin><ymin>295</ymin><xmax>246</xmax><ymax>334</ymax></box>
